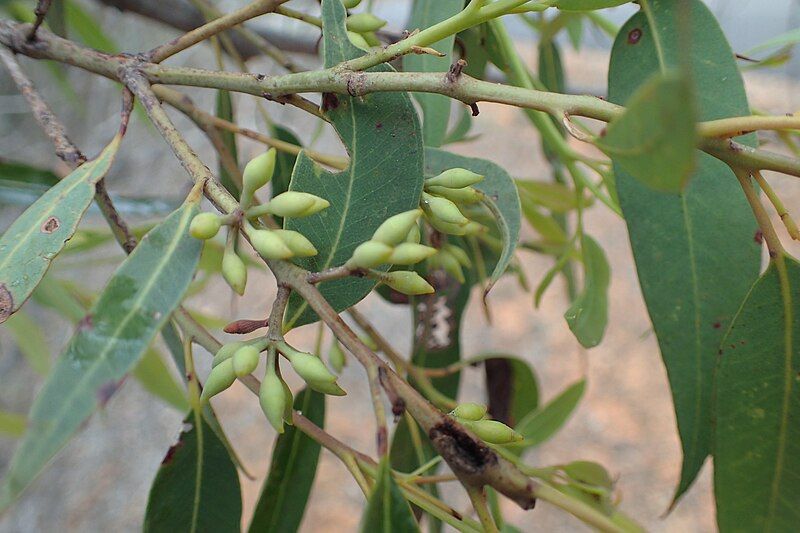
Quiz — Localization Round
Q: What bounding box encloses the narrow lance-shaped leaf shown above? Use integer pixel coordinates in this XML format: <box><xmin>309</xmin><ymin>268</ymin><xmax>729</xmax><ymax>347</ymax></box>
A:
<box><xmin>564</xmin><ymin>235</ymin><xmax>610</xmax><ymax>348</ymax></box>
<box><xmin>597</xmin><ymin>72</ymin><xmax>697</xmax><ymax>194</ymax></box>
<box><xmin>424</xmin><ymin>148</ymin><xmax>521</xmax><ymax>290</ymax></box>
<box><xmin>513</xmin><ymin>380</ymin><xmax>585</xmax><ymax>450</ymax></box>
<box><xmin>132</xmin><ymin>349</ymin><xmax>190</xmax><ymax>412</ymax></box>
<box><xmin>485</xmin><ymin>356</ymin><xmax>540</xmax><ymax>426</ymax></box>
<box><xmin>249</xmin><ymin>388</ymin><xmax>325</xmax><ymax>533</ymax></box>
<box><xmin>144</xmin><ymin>414</ymin><xmax>242</xmax><ymax>533</ymax></box>
<box><xmin>0</xmin><ymin>200</ymin><xmax>202</xmax><ymax>510</ymax></box>
<box><xmin>404</xmin><ymin>0</ymin><xmax>462</xmax><ymax>147</ymax></box>
<box><xmin>284</xmin><ymin>0</ymin><xmax>424</xmax><ymax>327</ymax></box>
<box><xmin>215</xmin><ymin>89</ymin><xmax>240</xmax><ymax>196</ymax></box>
<box><xmin>608</xmin><ymin>0</ymin><xmax>760</xmax><ymax>501</ymax></box>
<box><xmin>360</xmin><ymin>458</ymin><xmax>420</xmax><ymax>533</ymax></box>
<box><xmin>715</xmin><ymin>258</ymin><xmax>800</xmax><ymax>533</ymax></box>
<box><xmin>0</xmin><ymin>136</ymin><xmax>121</xmax><ymax>323</ymax></box>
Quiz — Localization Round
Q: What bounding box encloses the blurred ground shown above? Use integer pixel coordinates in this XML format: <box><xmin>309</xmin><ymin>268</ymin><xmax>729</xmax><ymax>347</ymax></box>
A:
<box><xmin>1</xmin><ymin>4</ymin><xmax>800</xmax><ymax>532</ymax></box>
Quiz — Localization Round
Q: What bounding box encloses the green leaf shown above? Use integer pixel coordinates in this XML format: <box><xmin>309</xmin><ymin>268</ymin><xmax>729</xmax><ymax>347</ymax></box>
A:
<box><xmin>715</xmin><ymin>258</ymin><xmax>800</xmax><ymax>533</ymax></box>
<box><xmin>144</xmin><ymin>414</ymin><xmax>242</xmax><ymax>533</ymax></box>
<box><xmin>598</xmin><ymin>72</ymin><xmax>696</xmax><ymax>193</ymax></box>
<box><xmin>514</xmin><ymin>380</ymin><xmax>585</xmax><ymax>449</ymax></box>
<box><xmin>538</xmin><ymin>41</ymin><xmax>565</xmax><ymax>95</ymax></box>
<box><xmin>249</xmin><ymin>388</ymin><xmax>325</xmax><ymax>533</ymax></box>
<box><xmin>0</xmin><ymin>159</ymin><xmax>59</xmax><ymax>187</ymax></box>
<box><xmin>360</xmin><ymin>458</ymin><xmax>420</xmax><ymax>533</ymax></box>
<box><xmin>554</xmin><ymin>0</ymin><xmax>630</xmax><ymax>10</ymax></box>
<box><xmin>0</xmin><ymin>201</ymin><xmax>201</xmax><ymax>509</ymax></box>
<box><xmin>564</xmin><ymin>235</ymin><xmax>609</xmax><ymax>348</ymax></box>
<box><xmin>516</xmin><ymin>180</ymin><xmax>588</xmax><ymax>214</ymax></box>
<box><xmin>608</xmin><ymin>0</ymin><xmax>760</xmax><ymax>500</ymax></box>
<box><xmin>132</xmin><ymin>349</ymin><xmax>189</xmax><ymax>412</ymax></box>
<box><xmin>215</xmin><ymin>90</ymin><xmax>240</xmax><ymax>196</ymax></box>
<box><xmin>4</xmin><ymin>311</ymin><xmax>50</xmax><ymax>375</ymax></box>
<box><xmin>484</xmin><ymin>356</ymin><xmax>539</xmax><ymax>426</ymax></box>
<box><xmin>746</xmin><ymin>27</ymin><xmax>800</xmax><ymax>56</ymax></box>
<box><xmin>0</xmin><ymin>137</ymin><xmax>121</xmax><ymax>323</ymax></box>
<box><xmin>404</xmin><ymin>0</ymin><xmax>462</xmax><ymax>147</ymax></box>
<box><xmin>65</xmin><ymin>0</ymin><xmax>116</xmax><ymax>52</ymax></box>
<box><xmin>424</xmin><ymin>148</ymin><xmax>521</xmax><ymax>290</ymax></box>
<box><xmin>0</xmin><ymin>411</ymin><xmax>26</xmax><ymax>438</ymax></box>
<box><xmin>284</xmin><ymin>0</ymin><xmax>424</xmax><ymax>327</ymax></box>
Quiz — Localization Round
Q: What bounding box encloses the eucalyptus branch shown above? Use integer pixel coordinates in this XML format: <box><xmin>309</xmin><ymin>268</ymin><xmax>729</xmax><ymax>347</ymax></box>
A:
<box><xmin>147</xmin><ymin>0</ymin><xmax>289</xmax><ymax>63</ymax></box>
<box><xmin>731</xmin><ymin>167</ymin><xmax>786</xmax><ymax>257</ymax></box>
<box><xmin>4</xmin><ymin>20</ymin><xmax>800</xmax><ymax>180</ymax></box>
<box><xmin>752</xmin><ymin>170</ymin><xmax>800</xmax><ymax>240</ymax></box>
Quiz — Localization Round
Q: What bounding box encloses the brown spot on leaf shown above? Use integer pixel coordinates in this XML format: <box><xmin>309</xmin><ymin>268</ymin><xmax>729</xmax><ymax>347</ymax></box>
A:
<box><xmin>713</xmin><ymin>321</ymin><xmax>722</xmax><ymax>329</ymax></box>
<box><xmin>754</xmin><ymin>230</ymin><xmax>764</xmax><ymax>244</ymax></box>
<box><xmin>97</xmin><ymin>379</ymin><xmax>124</xmax><ymax>407</ymax></box>
<box><xmin>627</xmin><ymin>28</ymin><xmax>642</xmax><ymax>44</ymax></box>
<box><xmin>41</xmin><ymin>216</ymin><xmax>60</xmax><ymax>233</ymax></box>
<box><xmin>321</xmin><ymin>92</ymin><xmax>339</xmax><ymax>112</ymax></box>
<box><xmin>0</xmin><ymin>284</ymin><xmax>12</xmax><ymax>323</ymax></box>
<box><xmin>485</xmin><ymin>358</ymin><xmax>514</xmax><ymax>425</ymax></box>
<box><xmin>161</xmin><ymin>440</ymin><xmax>184</xmax><ymax>465</ymax></box>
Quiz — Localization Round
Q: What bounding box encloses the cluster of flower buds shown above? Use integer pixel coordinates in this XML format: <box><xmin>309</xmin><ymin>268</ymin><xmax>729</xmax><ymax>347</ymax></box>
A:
<box><xmin>345</xmin><ymin>9</ymin><xmax>384</xmax><ymax>50</ymax></box>
<box><xmin>188</xmin><ymin>149</ymin><xmax>330</xmax><ymax>294</ymax></box>
<box><xmin>344</xmin><ymin>209</ymin><xmax>436</xmax><ymax>295</ymax></box>
<box><xmin>428</xmin><ymin>243</ymin><xmax>472</xmax><ymax>284</ymax></box>
<box><xmin>450</xmin><ymin>402</ymin><xmax>524</xmax><ymax>445</ymax></box>
<box><xmin>276</xmin><ymin>341</ymin><xmax>346</xmax><ymax>396</ymax></box>
<box><xmin>201</xmin><ymin>339</ymin><xmax>268</xmax><ymax>401</ymax></box>
<box><xmin>421</xmin><ymin>168</ymin><xmax>487</xmax><ymax>236</ymax></box>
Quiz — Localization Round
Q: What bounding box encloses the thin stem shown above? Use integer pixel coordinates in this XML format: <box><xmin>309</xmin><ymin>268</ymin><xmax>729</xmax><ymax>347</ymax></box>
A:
<box><xmin>275</xmin><ymin>6</ymin><xmax>322</xmax><ymax>28</ymax></box>
<box><xmin>731</xmin><ymin>166</ymin><xmax>786</xmax><ymax>256</ymax></box>
<box><xmin>466</xmin><ymin>486</ymin><xmax>499</xmax><ymax>533</ymax></box>
<box><xmin>148</xmin><ymin>0</ymin><xmax>288</xmax><ymax>63</ymax></box>
<box><xmin>752</xmin><ymin>170</ymin><xmax>800</xmax><ymax>240</ymax></box>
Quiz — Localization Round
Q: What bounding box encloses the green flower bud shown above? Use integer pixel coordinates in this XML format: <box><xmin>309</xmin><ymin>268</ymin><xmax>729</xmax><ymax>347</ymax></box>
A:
<box><xmin>213</xmin><ymin>341</ymin><xmax>246</xmax><ymax>367</ymax></box>
<box><xmin>426</xmin><ymin>168</ymin><xmax>484</xmax><ymax>189</ymax></box>
<box><xmin>329</xmin><ymin>340</ymin><xmax>347</xmax><ymax>373</ymax></box>
<box><xmin>347</xmin><ymin>240</ymin><xmax>393</xmax><ymax>269</ymax></box>
<box><xmin>422</xmin><ymin>193</ymin><xmax>469</xmax><ymax>226</ymax></box>
<box><xmin>346</xmin><ymin>12</ymin><xmax>386</xmax><ymax>33</ymax></box>
<box><xmin>282</xmin><ymin>380</ymin><xmax>294</xmax><ymax>422</ymax></box>
<box><xmin>342</xmin><ymin>0</ymin><xmax>362</xmax><ymax>8</ymax></box>
<box><xmin>452</xmin><ymin>402</ymin><xmax>488</xmax><ymax>421</ymax></box>
<box><xmin>267</xmin><ymin>192</ymin><xmax>329</xmax><ymax>218</ymax></box>
<box><xmin>388</xmin><ymin>243</ymin><xmax>437</xmax><ymax>265</ymax></box>
<box><xmin>405</xmin><ymin>224</ymin><xmax>421</xmax><ymax>244</ymax></box>
<box><xmin>347</xmin><ymin>31</ymin><xmax>371</xmax><ymax>51</ymax></box>
<box><xmin>250</xmin><ymin>229</ymin><xmax>294</xmax><ymax>259</ymax></box>
<box><xmin>242</xmin><ymin>149</ymin><xmax>277</xmax><ymax>198</ymax></box>
<box><xmin>222</xmin><ymin>250</ymin><xmax>247</xmax><ymax>295</ymax></box>
<box><xmin>190</xmin><ymin>212</ymin><xmax>222</xmax><ymax>240</ymax></box>
<box><xmin>285</xmin><ymin>349</ymin><xmax>338</xmax><ymax>384</ymax></box>
<box><xmin>372</xmin><ymin>209</ymin><xmax>423</xmax><ymax>246</ymax></box>
<box><xmin>425</xmin><ymin>185</ymin><xmax>483</xmax><ymax>205</ymax></box>
<box><xmin>259</xmin><ymin>369</ymin><xmax>287</xmax><ymax>433</ymax></box>
<box><xmin>462</xmin><ymin>221</ymin><xmax>488</xmax><ymax>236</ymax></box>
<box><xmin>233</xmin><ymin>345</ymin><xmax>260</xmax><ymax>377</ymax></box>
<box><xmin>273</xmin><ymin>229</ymin><xmax>318</xmax><ymax>257</ymax></box>
<box><xmin>383</xmin><ymin>271</ymin><xmax>434</xmax><ymax>295</ymax></box>
<box><xmin>463</xmin><ymin>419</ymin><xmax>523</xmax><ymax>444</ymax></box>
<box><xmin>437</xmin><ymin>248</ymin><xmax>465</xmax><ymax>283</ymax></box>
<box><xmin>306</xmin><ymin>379</ymin><xmax>347</xmax><ymax>396</ymax></box>
<box><xmin>426</xmin><ymin>215</ymin><xmax>468</xmax><ymax>236</ymax></box>
<box><xmin>443</xmin><ymin>244</ymin><xmax>472</xmax><ymax>268</ymax></box>
<box><xmin>200</xmin><ymin>358</ymin><xmax>237</xmax><ymax>400</ymax></box>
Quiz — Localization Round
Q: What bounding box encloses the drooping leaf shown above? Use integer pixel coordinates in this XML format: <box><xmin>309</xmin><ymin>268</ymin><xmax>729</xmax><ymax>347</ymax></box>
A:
<box><xmin>485</xmin><ymin>356</ymin><xmax>540</xmax><ymax>426</ymax></box>
<box><xmin>608</xmin><ymin>0</ymin><xmax>760</xmax><ymax>500</ymax></box>
<box><xmin>0</xmin><ymin>201</ymin><xmax>201</xmax><ymax>509</ymax></box>
<box><xmin>405</xmin><ymin>0</ymin><xmax>462</xmax><ymax>147</ymax></box>
<box><xmin>424</xmin><ymin>148</ymin><xmax>521</xmax><ymax>290</ymax></box>
<box><xmin>132</xmin><ymin>349</ymin><xmax>189</xmax><ymax>412</ymax></box>
<box><xmin>215</xmin><ymin>89</ymin><xmax>240</xmax><ymax>196</ymax></box>
<box><xmin>284</xmin><ymin>0</ymin><xmax>424</xmax><ymax>328</ymax></box>
<box><xmin>598</xmin><ymin>72</ymin><xmax>696</xmax><ymax>193</ymax></box>
<box><xmin>249</xmin><ymin>388</ymin><xmax>325</xmax><ymax>533</ymax></box>
<box><xmin>564</xmin><ymin>235</ymin><xmax>609</xmax><ymax>348</ymax></box>
<box><xmin>514</xmin><ymin>380</ymin><xmax>585</xmax><ymax>449</ymax></box>
<box><xmin>0</xmin><ymin>137</ymin><xmax>121</xmax><ymax>323</ymax></box>
<box><xmin>144</xmin><ymin>414</ymin><xmax>241</xmax><ymax>533</ymax></box>
<box><xmin>715</xmin><ymin>258</ymin><xmax>800</xmax><ymax>533</ymax></box>
<box><xmin>360</xmin><ymin>458</ymin><xmax>420</xmax><ymax>533</ymax></box>
<box><xmin>4</xmin><ymin>311</ymin><xmax>50</xmax><ymax>375</ymax></box>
